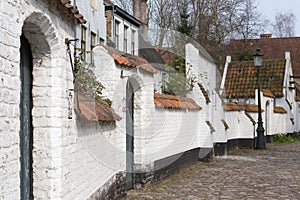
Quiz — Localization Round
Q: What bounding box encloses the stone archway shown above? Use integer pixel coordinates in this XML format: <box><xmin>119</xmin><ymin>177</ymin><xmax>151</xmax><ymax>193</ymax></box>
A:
<box><xmin>20</xmin><ymin>12</ymin><xmax>65</xmax><ymax>199</ymax></box>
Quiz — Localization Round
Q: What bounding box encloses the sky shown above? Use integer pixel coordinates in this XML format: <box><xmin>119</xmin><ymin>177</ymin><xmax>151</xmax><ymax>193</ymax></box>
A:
<box><xmin>257</xmin><ymin>0</ymin><xmax>300</xmax><ymax>36</ymax></box>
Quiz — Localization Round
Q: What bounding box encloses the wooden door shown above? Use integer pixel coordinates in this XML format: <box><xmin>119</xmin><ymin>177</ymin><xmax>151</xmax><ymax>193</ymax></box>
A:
<box><xmin>126</xmin><ymin>81</ymin><xmax>134</xmax><ymax>190</ymax></box>
<box><xmin>19</xmin><ymin>34</ymin><xmax>33</xmax><ymax>199</ymax></box>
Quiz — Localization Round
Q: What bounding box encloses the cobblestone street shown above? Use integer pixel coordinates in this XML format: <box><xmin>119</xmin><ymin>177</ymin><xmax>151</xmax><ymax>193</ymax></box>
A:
<box><xmin>124</xmin><ymin>142</ymin><xmax>300</xmax><ymax>200</ymax></box>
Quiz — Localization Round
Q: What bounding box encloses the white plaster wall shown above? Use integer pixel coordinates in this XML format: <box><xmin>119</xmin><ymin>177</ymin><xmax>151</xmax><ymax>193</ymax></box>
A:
<box><xmin>225</xmin><ymin>111</ymin><xmax>256</xmax><ymax>140</ymax></box>
<box><xmin>62</xmin><ymin>118</ymin><xmax>125</xmax><ymax>199</ymax></box>
<box><xmin>187</xmin><ymin>82</ymin><xmax>213</xmax><ymax>148</ymax></box>
<box><xmin>185</xmin><ymin>43</ymin><xmax>223</xmax><ymax>147</ymax></box>
<box><xmin>212</xmin><ymin>94</ymin><xmax>227</xmax><ymax>143</ymax></box>
<box><xmin>146</xmin><ymin>109</ymin><xmax>200</xmax><ymax>162</ymax></box>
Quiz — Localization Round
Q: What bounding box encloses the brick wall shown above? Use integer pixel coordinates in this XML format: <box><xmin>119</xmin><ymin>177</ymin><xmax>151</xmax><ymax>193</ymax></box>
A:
<box><xmin>106</xmin><ymin>11</ymin><xmax>112</xmax><ymax>38</ymax></box>
<box><xmin>0</xmin><ymin>0</ymin><xmax>75</xmax><ymax>199</ymax></box>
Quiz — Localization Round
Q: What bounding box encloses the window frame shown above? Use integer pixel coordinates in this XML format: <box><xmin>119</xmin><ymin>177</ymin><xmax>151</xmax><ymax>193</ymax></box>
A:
<box><xmin>81</xmin><ymin>26</ymin><xmax>87</xmax><ymax>61</ymax></box>
<box><xmin>114</xmin><ymin>20</ymin><xmax>120</xmax><ymax>50</ymax></box>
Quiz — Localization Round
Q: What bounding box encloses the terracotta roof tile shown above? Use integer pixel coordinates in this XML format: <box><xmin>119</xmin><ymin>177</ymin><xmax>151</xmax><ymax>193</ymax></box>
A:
<box><xmin>224</xmin><ymin>60</ymin><xmax>285</xmax><ymax>98</ymax></box>
<box><xmin>221</xmin><ymin>119</ymin><xmax>229</xmax><ymax>130</ymax></box>
<box><xmin>244</xmin><ymin>112</ymin><xmax>256</xmax><ymax>125</ymax></box>
<box><xmin>229</xmin><ymin>37</ymin><xmax>300</xmax><ymax>76</ymax></box>
<box><xmin>102</xmin><ymin>46</ymin><xmax>158</xmax><ymax>74</ymax></box>
<box><xmin>60</xmin><ymin>0</ymin><xmax>86</xmax><ymax>24</ymax></box>
<box><xmin>261</xmin><ymin>89</ymin><xmax>275</xmax><ymax>98</ymax></box>
<box><xmin>74</xmin><ymin>92</ymin><xmax>121</xmax><ymax>122</ymax></box>
<box><xmin>154</xmin><ymin>93</ymin><xmax>202</xmax><ymax>110</ymax></box>
<box><xmin>274</xmin><ymin>106</ymin><xmax>287</xmax><ymax>114</ymax></box>
<box><xmin>198</xmin><ymin>83</ymin><xmax>211</xmax><ymax>104</ymax></box>
<box><xmin>224</xmin><ymin>102</ymin><xmax>264</xmax><ymax>113</ymax></box>
<box><xmin>206</xmin><ymin>121</ymin><xmax>216</xmax><ymax>133</ymax></box>
<box><xmin>224</xmin><ymin>102</ymin><xmax>242</xmax><ymax>111</ymax></box>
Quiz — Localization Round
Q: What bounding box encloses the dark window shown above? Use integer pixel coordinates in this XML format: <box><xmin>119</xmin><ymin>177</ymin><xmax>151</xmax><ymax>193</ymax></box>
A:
<box><xmin>115</xmin><ymin>21</ymin><xmax>120</xmax><ymax>50</ymax></box>
<box><xmin>90</xmin><ymin>32</ymin><xmax>96</xmax><ymax>63</ymax></box>
<box><xmin>131</xmin><ymin>29</ymin><xmax>136</xmax><ymax>54</ymax></box>
<box><xmin>81</xmin><ymin>26</ymin><xmax>87</xmax><ymax>60</ymax></box>
<box><xmin>124</xmin><ymin>25</ymin><xmax>128</xmax><ymax>53</ymax></box>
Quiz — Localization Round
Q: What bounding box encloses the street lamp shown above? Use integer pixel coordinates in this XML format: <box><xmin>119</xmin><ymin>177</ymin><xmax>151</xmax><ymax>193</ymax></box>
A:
<box><xmin>253</xmin><ymin>48</ymin><xmax>266</xmax><ymax>149</ymax></box>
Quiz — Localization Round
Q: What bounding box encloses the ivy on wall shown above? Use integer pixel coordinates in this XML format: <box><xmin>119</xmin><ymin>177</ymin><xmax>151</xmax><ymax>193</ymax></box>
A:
<box><xmin>73</xmin><ymin>49</ymin><xmax>106</xmax><ymax>101</ymax></box>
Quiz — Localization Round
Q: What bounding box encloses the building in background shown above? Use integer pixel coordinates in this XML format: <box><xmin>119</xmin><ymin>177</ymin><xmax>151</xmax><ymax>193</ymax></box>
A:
<box><xmin>104</xmin><ymin>0</ymin><xmax>141</xmax><ymax>55</ymax></box>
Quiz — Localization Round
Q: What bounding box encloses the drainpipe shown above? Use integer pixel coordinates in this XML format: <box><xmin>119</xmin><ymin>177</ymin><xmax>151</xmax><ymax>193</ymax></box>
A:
<box><xmin>220</xmin><ymin>56</ymin><xmax>231</xmax><ymax>95</ymax></box>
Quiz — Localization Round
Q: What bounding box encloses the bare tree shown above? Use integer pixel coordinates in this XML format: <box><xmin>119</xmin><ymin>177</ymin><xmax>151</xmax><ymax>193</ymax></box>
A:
<box><xmin>272</xmin><ymin>12</ymin><xmax>296</xmax><ymax>37</ymax></box>
<box><xmin>112</xmin><ymin>0</ymin><xmax>132</xmax><ymax>14</ymax></box>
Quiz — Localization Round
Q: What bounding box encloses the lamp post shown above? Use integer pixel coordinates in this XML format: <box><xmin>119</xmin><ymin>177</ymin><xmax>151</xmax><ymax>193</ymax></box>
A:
<box><xmin>253</xmin><ymin>48</ymin><xmax>266</xmax><ymax>149</ymax></box>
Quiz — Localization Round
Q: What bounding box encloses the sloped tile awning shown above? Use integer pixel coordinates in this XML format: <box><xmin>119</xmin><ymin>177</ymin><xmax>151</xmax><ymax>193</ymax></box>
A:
<box><xmin>154</xmin><ymin>93</ymin><xmax>202</xmax><ymax>110</ymax></box>
<box><xmin>74</xmin><ymin>92</ymin><xmax>121</xmax><ymax>122</ymax></box>
<box><xmin>198</xmin><ymin>83</ymin><xmax>211</xmax><ymax>104</ymax></box>
<box><xmin>274</xmin><ymin>106</ymin><xmax>287</xmax><ymax>114</ymax></box>
<box><xmin>261</xmin><ymin>89</ymin><xmax>275</xmax><ymax>98</ymax></box>
<box><xmin>102</xmin><ymin>46</ymin><xmax>158</xmax><ymax>74</ymax></box>
<box><xmin>60</xmin><ymin>0</ymin><xmax>87</xmax><ymax>24</ymax></box>
<box><xmin>224</xmin><ymin>102</ymin><xmax>264</xmax><ymax>113</ymax></box>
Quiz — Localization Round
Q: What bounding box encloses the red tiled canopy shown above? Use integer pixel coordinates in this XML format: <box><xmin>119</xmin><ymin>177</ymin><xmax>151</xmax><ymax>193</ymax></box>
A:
<box><xmin>74</xmin><ymin>92</ymin><xmax>121</xmax><ymax>122</ymax></box>
<box><xmin>60</xmin><ymin>0</ymin><xmax>86</xmax><ymax>24</ymax></box>
<box><xmin>224</xmin><ymin>102</ymin><xmax>264</xmax><ymax>113</ymax></box>
<box><xmin>102</xmin><ymin>46</ymin><xmax>158</xmax><ymax>74</ymax></box>
<box><xmin>154</xmin><ymin>93</ymin><xmax>202</xmax><ymax>110</ymax></box>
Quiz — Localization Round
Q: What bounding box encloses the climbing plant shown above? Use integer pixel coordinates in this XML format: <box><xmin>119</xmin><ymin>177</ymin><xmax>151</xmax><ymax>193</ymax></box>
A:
<box><xmin>74</xmin><ymin>49</ymin><xmax>105</xmax><ymax>101</ymax></box>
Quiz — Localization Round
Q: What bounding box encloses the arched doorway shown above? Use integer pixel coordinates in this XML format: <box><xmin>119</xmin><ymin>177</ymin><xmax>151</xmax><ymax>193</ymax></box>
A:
<box><xmin>19</xmin><ymin>34</ymin><xmax>34</xmax><ymax>199</ymax></box>
<box><xmin>19</xmin><ymin>12</ymin><xmax>61</xmax><ymax>198</ymax></box>
<box><xmin>126</xmin><ymin>80</ymin><xmax>134</xmax><ymax>190</ymax></box>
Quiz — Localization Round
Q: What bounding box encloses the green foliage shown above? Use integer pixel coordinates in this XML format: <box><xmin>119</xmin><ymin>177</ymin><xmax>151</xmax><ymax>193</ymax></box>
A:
<box><xmin>74</xmin><ymin>49</ymin><xmax>105</xmax><ymax>101</ymax></box>
<box><xmin>238</xmin><ymin>49</ymin><xmax>253</xmax><ymax>61</ymax></box>
<box><xmin>273</xmin><ymin>133</ymin><xmax>300</xmax><ymax>144</ymax></box>
<box><xmin>104</xmin><ymin>98</ymin><xmax>113</xmax><ymax>106</ymax></box>
<box><xmin>176</xmin><ymin>3</ymin><xmax>192</xmax><ymax>35</ymax></box>
<box><xmin>162</xmin><ymin>53</ymin><xmax>192</xmax><ymax>96</ymax></box>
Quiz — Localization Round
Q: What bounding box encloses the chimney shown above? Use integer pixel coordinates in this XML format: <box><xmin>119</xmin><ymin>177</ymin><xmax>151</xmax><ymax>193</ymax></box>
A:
<box><xmin>133</xmin><ymin>0</ymin><xmax>148</xmax><ymax>38</ymax></box>
<box><xmin>260</xmin><ymin>34</ymin><xmax>272</xmax><ymax>39</ymax></box>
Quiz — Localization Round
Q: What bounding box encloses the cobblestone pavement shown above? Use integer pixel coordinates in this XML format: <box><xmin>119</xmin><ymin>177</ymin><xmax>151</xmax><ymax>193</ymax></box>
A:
<box><xmin>124</xmin><ymin>142</ymin><xmax>300</xmax><ymax>200</ymax></box>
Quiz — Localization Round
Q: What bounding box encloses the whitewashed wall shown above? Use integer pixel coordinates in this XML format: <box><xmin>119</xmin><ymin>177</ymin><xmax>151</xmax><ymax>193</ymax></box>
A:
<box><xmin>0</xmin><ymin>0</ymin><xmax>75</xmax><ymax>199</ymax></box>
<box><xmin>75</xmin><ymin>0</ymin><xmax>106</xmax><ymax>43</ymax></box>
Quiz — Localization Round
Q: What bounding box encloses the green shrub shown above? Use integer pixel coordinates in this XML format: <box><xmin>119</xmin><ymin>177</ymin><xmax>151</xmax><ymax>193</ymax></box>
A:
<box><xmin>274</xmin><ymin>133</ymin><xmax>300</xmax><ymax>143</ymax></box>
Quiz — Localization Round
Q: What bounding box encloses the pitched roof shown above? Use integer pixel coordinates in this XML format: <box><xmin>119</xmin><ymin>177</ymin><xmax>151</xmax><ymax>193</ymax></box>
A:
<box><xmin>154</xmin><ymin>93</ymin><xmax>202</xmax><ymax>110</ymax></box>
<box><xmin>229</xmin><ymin>37</ymin><xmax>300</xmax><ymax>76</ymax></box>
<box><xmin>74</xmin><ymin>92</ymin><xmax>122</xmax><ymax>122</ymax></box>
<box><xmin>224</xmin><ymin>102</ymin><xmax>264</xmax><ymax>113</ymax></box>
<box><xmin>102</xmin><ymin>46</ymin><xmax>158</xmax><ymax>74</ymax></box>
<box><xmin>224</xmin><ymin>60</ymin><xmax>286</xmax><ymax>98</ymax></box>
<box><xmin>60</xmin><ymin>0</ymin><xmax>86</xmax><ymax>24</ymax></box>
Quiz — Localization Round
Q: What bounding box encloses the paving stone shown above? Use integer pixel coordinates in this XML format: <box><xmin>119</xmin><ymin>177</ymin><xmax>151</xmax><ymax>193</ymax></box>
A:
<box><xmin>124</xmin><ymin>142</ymin><xmax>300</xmax><ymax>200</ymax></box>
